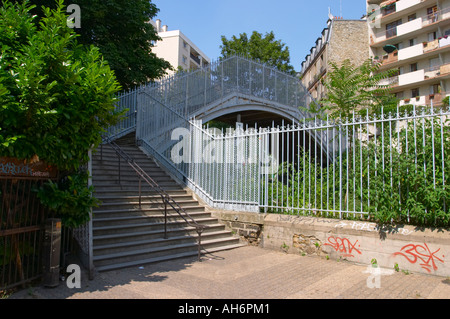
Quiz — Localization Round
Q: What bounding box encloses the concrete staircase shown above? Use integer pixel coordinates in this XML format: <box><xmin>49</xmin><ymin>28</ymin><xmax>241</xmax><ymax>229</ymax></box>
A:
<box><xmin>91</xmin><ymin>134</ymin><xmax>243</xmax><ymax>272</ymax></box>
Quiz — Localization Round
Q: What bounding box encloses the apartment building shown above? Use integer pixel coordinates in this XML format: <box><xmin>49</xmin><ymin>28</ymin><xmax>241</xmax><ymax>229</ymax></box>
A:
<box><xmin>368</xmin><ymin>0</ymin><xmax>450</xmax><ymax>106</ymax></box>
<box><xmin>150</xmin><ymin>19</ymin><xmax>210</xmax><ymax>74</ymax></box>
<box><xmin>300</xmin><ymin>17</ymin><xmax>370</xmax><ymax>101</ymax></box>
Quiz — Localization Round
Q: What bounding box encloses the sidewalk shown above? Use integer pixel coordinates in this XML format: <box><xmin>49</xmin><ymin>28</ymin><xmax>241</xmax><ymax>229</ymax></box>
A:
<box><xmin>8</xmin><ymin>245</ymin><xmax>450</xmax><ymax>300</ymax></box>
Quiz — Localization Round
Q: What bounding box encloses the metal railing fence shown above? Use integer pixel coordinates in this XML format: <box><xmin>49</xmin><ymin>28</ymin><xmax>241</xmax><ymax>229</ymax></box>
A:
<box><xmin>1</xmin><ymin>178</ymin><xmax>48</xmax><ymax>290</ymax></box>
<box><xmin>143</xmin><ymin>105</ymin><xmax>450</xmax><ymax>226</ymax></box>
<box><xmin>261</xmin><ymin>106</ymin><xmax>450</xmax><ymax>225</ymax></box>
<box><xmin>105</xmin><ymin>87</ymin><xmax>141</xmax><ymax>141</ymax></box>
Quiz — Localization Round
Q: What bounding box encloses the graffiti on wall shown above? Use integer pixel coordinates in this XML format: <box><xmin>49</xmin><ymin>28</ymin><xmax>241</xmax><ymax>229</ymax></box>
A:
<box><xmin>324</xmin><ymin>236</ymin><xmax>362</xmax><ymax>258</ymax></box>
<box><xmin>393</xmin><ymin>243</ymin><xmax>445</xmax><ymax>273</ymax></box>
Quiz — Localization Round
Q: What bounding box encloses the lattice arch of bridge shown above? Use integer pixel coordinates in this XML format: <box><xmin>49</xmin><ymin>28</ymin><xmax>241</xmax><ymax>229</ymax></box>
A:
<box><xmin>110</xmin><ymin>55</ymin><xmax>342</xmax><ymax>212</ymax></box>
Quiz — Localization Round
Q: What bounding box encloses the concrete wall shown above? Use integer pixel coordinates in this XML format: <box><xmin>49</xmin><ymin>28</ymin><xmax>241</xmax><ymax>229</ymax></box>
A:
<box><xmin>211</xmin><ymin>210</ymin><xmax>450</xmax><ymax>277</ymax></box>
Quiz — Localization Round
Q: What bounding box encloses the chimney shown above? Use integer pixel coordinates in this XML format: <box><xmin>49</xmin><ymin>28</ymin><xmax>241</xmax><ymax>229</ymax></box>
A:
<box><xmin>155</xmin><ymin>19</ymin><xmax>161</xmax><ymax>32</ymax></box>
<box><xmin>162</xmin><ymin>25</ymin><xmax>168</xmax><ymax>32</ymax></box>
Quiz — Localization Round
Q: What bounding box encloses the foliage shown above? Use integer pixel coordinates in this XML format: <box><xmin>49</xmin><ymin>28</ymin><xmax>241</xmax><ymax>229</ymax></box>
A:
<box><xmin>36</xmin><ymin>171</ymin><xmax>100</xmax><ymax>228</ymax></box>
<box><xmin>319</xmin><ymin>59</ymin><xmax>397</xmax><ymax>119</ymax></box>
<box><xmin>443</xmin><ymin>96</ymin><xmax>449</xmax><ymax>107</ymax></box>
<box><xmin>0</xmin><ymin>0</ymin><xmax>121</xmax><ymax>171</ymax></box>
<box><xmin>0</xmin><ymin>1</ymin><xmax>121</xmax><ymax>227</ymax></box>
<box><xmin>266</xmin><ymin>115</ymin><xmax>450</xmax><ymax>227</ymax></box>
<box><xmin>220</xmin><ymin>31</ymin><xmax>296</xmax><ymax>75</ymax></box>
<box><xmin>6</xmin><ymin>0</ymin><xmax>172</xmax><ymax>90</ymax></box>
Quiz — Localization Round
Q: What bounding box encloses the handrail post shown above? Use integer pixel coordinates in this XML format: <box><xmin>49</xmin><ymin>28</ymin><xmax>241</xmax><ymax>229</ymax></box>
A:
<box><xmin>197</xmin><ymin>227</ymin><xmax>202</xmax><ymax>262</ymax></box>
<box><xmin>164</xmin><ymin>196</ymin><xmax>168</xmax><ymax>239</ymax></box>
<box><xmin>139</xmin><ymin>177</ymin><xmax>142</xmax><ymax>208</ymax></box>
<box><xmin>118</xmin><ymin>155</ymin><xmax>121</xmax><ymax>185</ymax></box>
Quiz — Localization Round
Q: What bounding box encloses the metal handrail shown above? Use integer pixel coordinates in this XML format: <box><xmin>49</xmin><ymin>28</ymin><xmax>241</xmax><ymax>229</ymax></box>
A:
<box><xmin>101</xmin><ymin>136</ymin><xmax>206</xmax><ymax>261</ymax></box>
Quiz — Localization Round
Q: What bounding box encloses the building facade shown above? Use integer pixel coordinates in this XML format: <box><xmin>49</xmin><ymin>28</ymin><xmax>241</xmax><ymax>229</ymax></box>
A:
<box><xmin>150</xmin><ymin>19</ymin><xmax>210</xmax><ymax>74</ymax></box>
<box><xmin>368</xmin><ymin>0</ymin><xmax>450</xmax><ymax>106</ymax></box>
<box><xmin>300</xmin><ymin>17</ymin><xmax>370</xmax><ymax>101</ymax></box>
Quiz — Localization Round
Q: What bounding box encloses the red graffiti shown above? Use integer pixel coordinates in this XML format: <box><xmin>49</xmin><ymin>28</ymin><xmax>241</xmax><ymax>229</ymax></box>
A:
<box><xmin>393</xmin><ymin>243</ymin><xmax>445</xmax><ymax>273</ymax></box>
<box><xmin>324</xmin><ymin>236</ymin><xmax>362</xmax><ymax>258</ymax></box>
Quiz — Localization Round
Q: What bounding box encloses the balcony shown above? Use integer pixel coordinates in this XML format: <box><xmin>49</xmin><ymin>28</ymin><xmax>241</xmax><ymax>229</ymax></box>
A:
<box><xmin>379</xmin><ymin>63</ymin><xmax>450</xmax><ymax>89</ymax></box>
<box><xmin>379</xmin><ymin>74</ymin><xmax>399</xmax><ymax>86</ymax></box>
<box><xmin>375</xmin><ymin>51</ymin><xmax>398</xmax><ymax>65</ymax></box>
<box><xmin>399</xmin><ymin>92</ymin><xmax>447</xmax><ymax>107</ymax></box>
<box><xmin>397</xmin><ymin>42</ymin><xmax>423</xmax><ymax>60</ymax></box>
<box><xmin>370</xmin><ymin>0</ymin><xmax>432</xmax><ymax>24</ymax></box>
<box><xmin>371</xmin><ymin>6</ymin><xmax>450</xmax><ymax>45</ymax></box>
<box><xmin>190</xmin><ymin>52</ymin><xmax>201</xmax><ymax>66</ymax></box>
<box><xmin>378</xmin><ymin>37</ymin><xmax>450</xmax><ymax>70</ymax></box>
<box><xmin>425</xmin><ymin>92</ymin><xmax>446</xmax><ymax>106</ymax></box>
<box><xmin>399</xmin><ymin>69</ymin><xmax>424</xmax><ymax>86</ymax></box>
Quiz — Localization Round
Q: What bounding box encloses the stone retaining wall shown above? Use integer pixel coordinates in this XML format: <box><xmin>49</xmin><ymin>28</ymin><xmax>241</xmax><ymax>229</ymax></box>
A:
<box><xmin>211</xmin><ymin>210</ymin><xmax>450</xmax><ymax>277</ymax></box>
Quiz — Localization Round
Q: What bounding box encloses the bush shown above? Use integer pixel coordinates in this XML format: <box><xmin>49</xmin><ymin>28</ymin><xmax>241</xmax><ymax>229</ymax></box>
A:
<box><xmin>0</xmin><ymin>1</ymin><xmax>122</xmax><ymax>227</ymax></box>
<box><xmin>0</xmin><ymin>0</ymin><xmax>121</xmax><ymax>170</ymax></box>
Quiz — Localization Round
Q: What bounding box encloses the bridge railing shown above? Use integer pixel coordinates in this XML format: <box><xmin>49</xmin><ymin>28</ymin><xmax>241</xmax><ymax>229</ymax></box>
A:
<box><xmin>141</xmin><ymin>55</ymin><xmax>313</xmax><ymax>120</ymax></box>
<box><xmin>104</xmin><ymin>87</ymin><xmax>141</xmax><ymax>140</ymax></box>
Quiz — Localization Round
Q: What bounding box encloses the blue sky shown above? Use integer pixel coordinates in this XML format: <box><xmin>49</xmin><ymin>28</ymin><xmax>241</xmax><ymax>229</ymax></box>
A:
<box><xmin>152</xmin><ymin>0</ymin><xmax>367</xmax><ymax>72</ymax></box>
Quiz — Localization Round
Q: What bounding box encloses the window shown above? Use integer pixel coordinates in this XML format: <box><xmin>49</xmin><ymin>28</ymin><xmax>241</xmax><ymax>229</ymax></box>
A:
<box><xmin>396</xmin><ymin>92</ymin><xmax>404</xmax><ymax>99</ymax></box>
<box><xmin>429</xmin><ymin>57</ymin><xmax>440</xmax><ymax>68</ymax></box>
<box><xmin>383</xmin><ymin>3</ymin><xmax>396</xmax><ymax>16</ymax></box>
<box><xmin>409</xmin><ymin>38</ymin><xmax>416</xmax><ymax>46</ymax></box>
<box><xmin>411</xmin><ymin>88</ymin><xmax>420</xmax><ymax>98</ymax></box>
<box><xmin>427</xmin><ymin>6</ymin><xmax>438</xmax><ymax>23</ymax></box>
<box><xmin>182</xmin><ymin>55</ymin><xmax>187</xmax><ymax>65</ymax></box>
<box><xmin>408</xmin><ymin>13</ymin><xmax>416</xmax><ymax>21</ymax></box>
<box><xmin>430</xmin><ymin>84</ymin><xmax>441</xmax><ymax>94</ymax></box>
<box><xmin>410</xmin><ymin>63</ymin><xmax>418</xmax><ymax>72</ymax></box>
<box><xmin>428</xmin><ymin>32</ymin><xmax>437</xmax><ymax>41</ymax></box>
<box><xmin>386</xmin><ymin>19</ymin><xmax>402</xmax><ymax>38</ymax></box>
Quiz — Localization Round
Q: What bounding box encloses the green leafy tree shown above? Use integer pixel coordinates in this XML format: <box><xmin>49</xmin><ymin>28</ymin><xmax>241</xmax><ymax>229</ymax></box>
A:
<box><xmin>0</xmin><ymin>0</ymin><xmax>120</xmax><ymax>169</ymax></box>
<box><xmin>220</xmin><ymin>31</ymin><xmax>296</xmax><ymax>75</ymax></box>
<box><xmin>320</xmin><ymin>59</ymin><xmax>397</xmax><ymax>119</ymax></box>
<box><xmin>5</xmin><ymin>0</ymin><xmax>172</xmax><ymax>90</ymax></box>
<box><xmin>0</xmin><ymin>1</ymin><xmax>121</xmax><ymax>226</ymax></box>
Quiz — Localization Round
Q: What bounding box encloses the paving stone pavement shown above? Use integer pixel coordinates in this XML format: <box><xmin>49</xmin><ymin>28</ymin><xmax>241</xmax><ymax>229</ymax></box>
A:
<box><xmin>8</xmin><ymin>246</ymin><xmax>450</xmax><ymax>300</ymax></box>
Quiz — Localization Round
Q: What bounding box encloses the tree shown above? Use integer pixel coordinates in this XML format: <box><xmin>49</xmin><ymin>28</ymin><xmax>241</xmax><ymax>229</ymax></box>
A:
<box><xmin>5</xmin><ymin>0</ymin><xmax>172</xmax><ymax>90</ymax></box>
<box><xmin>220</xmin><ymin>31</ymin><xmax>296</xmax><ymax>75</ymax></box>
<box><xmin>319</xmin><ymin>59</ymin><xmax>397</xmax><ymax>119</ymax></box>
<box><xmin>0</xmin><ymin>1</ymin><xmax>121</xmax><ymax>226</ymax></box>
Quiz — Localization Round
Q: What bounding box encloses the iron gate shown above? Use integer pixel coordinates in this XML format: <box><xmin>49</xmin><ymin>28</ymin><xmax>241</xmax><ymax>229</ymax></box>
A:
<box><xmin>0</xmin><ymin>158</ymin><xmax>58</xmax><ymax>290</ymax></box>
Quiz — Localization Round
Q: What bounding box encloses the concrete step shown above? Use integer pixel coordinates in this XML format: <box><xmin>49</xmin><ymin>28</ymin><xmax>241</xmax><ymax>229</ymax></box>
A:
<box><xmin>93</xmin><ymin>199</ymin><xmax>200</xmax><ymax>211</ymax></box>
<box><xmin>93</xmin><ymin>230</ymin><xmax>234</xmax><ymax>257</ymax></box>
<box><xmin>94</xmin><ymin>243</ymin><xmax>246</xmax><ymax>272</ymax></box>
<box><xmin>93</xmin><ymin>217</ymin><xmax>220</xmax><ymax>237</ymax></box>
<box><xmin>93</xmin><ymin>237</ymin><xmax>243</xmax><ymax>270</ymax></box>
<box><xmin>93</xmin><ymin>205</ymin><xmax>205</xmax><ymax>218</ymax></box>
<box><xmin>92</xmin><ymin>223</ymin><xmax>227</xmax><ymax>247</ymax></box>
<box><xmin>93</xmin><ymin>211</ymin><xmax>211</xmax><ymax>227</ymax></box>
